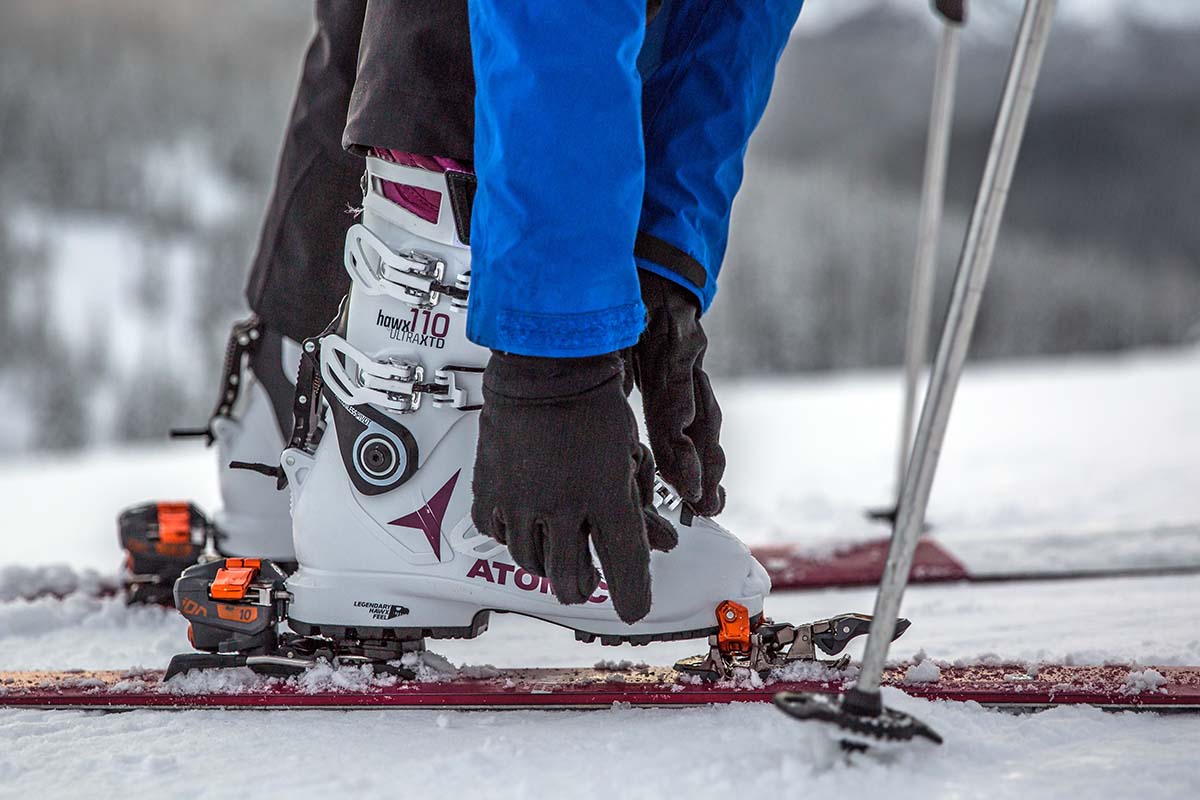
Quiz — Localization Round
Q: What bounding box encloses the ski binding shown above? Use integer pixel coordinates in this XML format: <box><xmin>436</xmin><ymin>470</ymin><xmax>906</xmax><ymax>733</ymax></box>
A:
<box><xmin>167</xmin><ymin>557</ymin><xmax>423</xmax><ymax>681</ymax></box>
<box><xmin>673</xmin><ymin>600</ymin><xmax>909</xmax><ymax>681</ymax></box>
<box><xmin>166</xmin><ymin>558</ymin><xmax>905</xmax><ymax>683</ymax></box>
<box><xmin>119</xmin><ymin>501</ymin><xmax>214</xmax><ymax>606</ymax></box>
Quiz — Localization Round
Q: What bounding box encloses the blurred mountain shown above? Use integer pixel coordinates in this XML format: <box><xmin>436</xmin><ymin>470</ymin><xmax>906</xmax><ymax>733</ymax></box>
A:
<box><xmin>702</xmin><ymin>2</ymin><xmax>1200</xmax><ymax>373</ymax></box>
<box><xmin>756</xmin><ymin>3</ymin><xmax>1200</xmax><ymax>266</ymax></box>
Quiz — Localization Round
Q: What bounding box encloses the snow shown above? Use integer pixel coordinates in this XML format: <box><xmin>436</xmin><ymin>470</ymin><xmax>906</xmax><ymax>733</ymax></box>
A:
<box><xmin>904</xmin><ymin>659</ymin><xmax>943</xmax><ymax>685</ymax></box>
<box><xmin>140</xmin><ymin>137</ymin><xmax>249</xmax><ymax>228</ymax></box>
<box><xmin>1</xmin><ymin>199</ymin><xmax>239</xmax><ymax>451</ymax></box>
<box><xmin>727</xmin><ymin>343</ymin><xmax>1200</xmax><ymax>577</ymax></box>
<box><xmin>6</xmin><ymin>208</ymin><xmax>209</xmax><ymax>384</ymax></box>
<box><xmin>1</xmin><ymin>347</ymin><xmax>1198</xmax><ymax>797</ymax></box>
<box><xmin>156</xmin><ymin>655</ymin><xmax>459</xmax><ymax>697</ymax></box>
<box><xmin>0</xmin><ymin>565</ymin><xmax>114</xmax><ymax>603</ymax></box>
<box><xmin>1</xmin><ymin>697</ymin><xmax>1197</xmax><ymax>800</ymax></box>
<box><xmin>0</xmin><ymin>445</ymin><xmax>218</xmax><ymax>570</ymax></box>
<box><xmin>1123</xmin><ymin>669</ymin><xmax>1168</xmax><ymax>696</ymax></box>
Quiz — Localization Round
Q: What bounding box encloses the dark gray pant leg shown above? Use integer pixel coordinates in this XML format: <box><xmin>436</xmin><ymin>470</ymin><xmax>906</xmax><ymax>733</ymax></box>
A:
<box><xmin>342</xmin><ymin>0</ymin><xmax>474</xmax><ymax>160</ymax></box>
<box><xmin>247</xmin><ymin>0</ymin><xmax>476</xmax><ymax>340</ymax></box>
<box><xmin>244</xmin><ymin>0</ymin><xmax>367</xmax><ymax>342</ymax></box>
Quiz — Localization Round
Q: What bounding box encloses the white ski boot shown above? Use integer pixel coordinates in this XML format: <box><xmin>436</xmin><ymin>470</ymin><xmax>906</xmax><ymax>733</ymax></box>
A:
<box><xmin>171</xmin><ymin>156</ymin><xmax>768</xmax><ymax>656</ymax></box>
<box><xmin>118</xmin><ymin>318</ymin><xmax>298</xmax><ymax>604</ymax></box>
<box><xmin>285</xmin><ymin>156</ymin><xmax>770</xmax><ymax>643</ymax></box>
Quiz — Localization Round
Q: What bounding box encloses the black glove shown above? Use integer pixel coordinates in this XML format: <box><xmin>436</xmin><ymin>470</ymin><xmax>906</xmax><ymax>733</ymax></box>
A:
<box><xmin>472</xmin><ymin>351</ymin><xmax>678</xmax><ymax>624</ymax></box>
<box><xmin>626</xmin><ymin>270</ymin><xmax>726</xmax><ymax>516</ymax></box>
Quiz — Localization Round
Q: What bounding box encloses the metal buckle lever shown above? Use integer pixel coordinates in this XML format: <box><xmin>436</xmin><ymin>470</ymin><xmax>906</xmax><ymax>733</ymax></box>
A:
<box><xmin>429</xmin><ymin>367</ymin><xmax>483</xmax><ymax>410</ymax></box>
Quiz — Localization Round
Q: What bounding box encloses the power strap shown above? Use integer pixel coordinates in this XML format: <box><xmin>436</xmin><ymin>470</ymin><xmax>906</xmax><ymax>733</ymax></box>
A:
<box><xmin>445</xmin><ymin>170</ymin><xmax>477</xmax><ymax>246</ymax></box>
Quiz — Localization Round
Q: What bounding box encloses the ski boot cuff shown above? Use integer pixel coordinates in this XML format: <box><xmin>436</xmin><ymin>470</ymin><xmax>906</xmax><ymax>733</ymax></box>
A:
<box><xmin>371</xmin><ymin>148</ymin><xmax>473</xmax><ymax>226</ymax></box>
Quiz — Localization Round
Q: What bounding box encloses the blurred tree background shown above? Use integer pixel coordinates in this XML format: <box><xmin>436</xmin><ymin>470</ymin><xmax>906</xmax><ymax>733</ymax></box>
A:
<box><xmin>0</xmin><ymin>0</ymin><xmax>1197</xmax><ymax>452</ymax></box>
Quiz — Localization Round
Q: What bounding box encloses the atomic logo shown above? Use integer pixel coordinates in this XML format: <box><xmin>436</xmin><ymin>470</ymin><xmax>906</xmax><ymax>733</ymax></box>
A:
<box><xmin>388</xmin><ymin>470</ymin><xmax>461</xmax><ymax>559</ymax></box>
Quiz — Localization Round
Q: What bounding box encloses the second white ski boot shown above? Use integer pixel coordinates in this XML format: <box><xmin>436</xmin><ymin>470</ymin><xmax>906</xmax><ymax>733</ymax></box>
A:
<box><xmin>118</xmin><ymin>318</ymin><xmax>298</xmax><ymax>604</ymax></box>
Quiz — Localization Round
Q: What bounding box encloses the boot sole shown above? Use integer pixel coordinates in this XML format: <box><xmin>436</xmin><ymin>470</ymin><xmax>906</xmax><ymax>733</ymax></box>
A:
<box><xmin>290</xmin><ymin>610</ymin><xmax>764</xmax><ymax>648</ymax></box>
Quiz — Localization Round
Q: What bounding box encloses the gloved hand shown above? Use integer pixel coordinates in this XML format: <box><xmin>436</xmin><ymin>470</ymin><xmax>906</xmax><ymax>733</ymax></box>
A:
<box><xmin>626</xmin><ymin>270</ymin><xmax>726</xmax><ymax>516</ymax></box>
<box><xmin>472</xmin><ymin>351</ymin><xmax>678</xmax><ymax>624</ymax></box>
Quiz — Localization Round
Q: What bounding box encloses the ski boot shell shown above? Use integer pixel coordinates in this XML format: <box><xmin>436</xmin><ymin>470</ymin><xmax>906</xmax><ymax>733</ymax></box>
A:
<box><xmin>283</xmin><ymin>429</ymin><xmax>769</xmax><ymax>641</ymax></box>
<box><xmin>283</xmin><ymin>156</ymin><xmax>769</xmax><ymax>643</ymax></box>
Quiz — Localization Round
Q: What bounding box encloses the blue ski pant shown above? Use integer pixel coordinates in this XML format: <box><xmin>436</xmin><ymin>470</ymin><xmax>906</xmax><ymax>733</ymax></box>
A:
<box><xmin>467</xmin><ymin>0</ymin><xmax>806</xmax><ymax>356</ymax></box>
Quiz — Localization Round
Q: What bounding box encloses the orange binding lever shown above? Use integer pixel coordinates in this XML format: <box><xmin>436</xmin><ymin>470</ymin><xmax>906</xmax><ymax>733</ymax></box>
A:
<box><xmin>209</xmin><ymin>558</ymin><xmax>261</xmax><ymax>601</ymax></box>
<box><xmin>715</xmin><ymin>600</ymin><xmax>752</xmax><ymax>655</ymax></box>
<box><xmin>155</xmin><ymin>502</ymin><xmax>192</xmax><ymax>544</ymax></box>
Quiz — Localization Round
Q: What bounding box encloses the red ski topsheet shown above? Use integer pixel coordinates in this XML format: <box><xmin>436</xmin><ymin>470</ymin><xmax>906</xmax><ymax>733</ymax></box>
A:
<box><xmin>2</xmin><ymin>664</ymin><xmax>1198</xmax><ymax>712</ymax></box>
<box><xmin>753</xmin><ymin>539</ymin><xmax>970</xmax><ymax>590</ymax></box>
<box><xmin>751</xmin><ymin>526</ymin><xmax>1200</xmax><ymax>591</ymax></box>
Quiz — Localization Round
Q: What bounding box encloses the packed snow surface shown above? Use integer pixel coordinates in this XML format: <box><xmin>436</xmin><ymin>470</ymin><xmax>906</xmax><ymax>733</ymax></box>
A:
<box><xmin>1</xmin><ymin>348</ymin><xmax>1198</xmax><ymax>798</ymax></box>
<box><xmin>1122</xmin><ymin>669</ymin><xmax>1169</xmax><ymax>696</ymax></box>
<box><xmin>0</xmin><ymin>565</ymin><xmax>115</xmax><ymax>603</ymax></box>
<box><xmin>904</xmin><ymin>658</ymin><xmax>943</xmax><ymax>685</ymax></box>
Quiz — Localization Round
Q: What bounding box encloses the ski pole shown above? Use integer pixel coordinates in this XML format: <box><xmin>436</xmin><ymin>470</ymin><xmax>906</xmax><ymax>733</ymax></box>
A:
<box><xmin>890</xmin><ymin>2</ymin><xmax>963</xmax><ymax>511</ymax></box>
<box><xmin>852</xmin><ymin>0</ymin><xmax>1058</xmax><ymax>706</ymax></box>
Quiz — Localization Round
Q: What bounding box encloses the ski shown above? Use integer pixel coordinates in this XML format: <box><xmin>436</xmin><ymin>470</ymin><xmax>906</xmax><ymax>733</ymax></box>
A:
<box><xmin>753</xmin><ymin>523</ymin><xmax>1200</xmax><ymax>590</ymax></box>
<box><xmin>2</xmin><ymin>663</ymin><xmax>1197</xmax><ymax>712</ymax></box>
